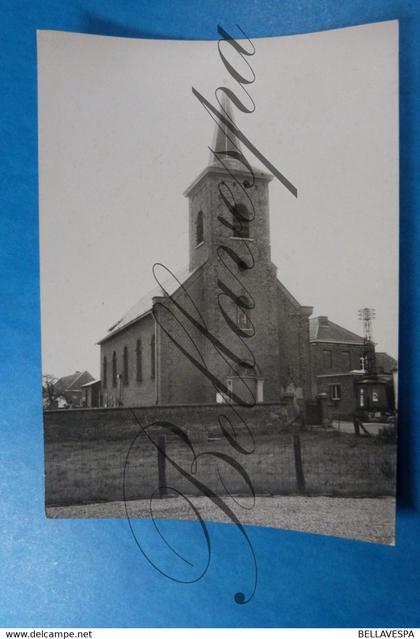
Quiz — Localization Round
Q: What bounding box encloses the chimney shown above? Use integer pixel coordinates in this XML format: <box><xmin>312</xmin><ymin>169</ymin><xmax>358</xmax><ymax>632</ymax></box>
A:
<box><xmin>318</xmin><ymin>316</ymin><xmax>329</xmax><ymax>326</ymax></box>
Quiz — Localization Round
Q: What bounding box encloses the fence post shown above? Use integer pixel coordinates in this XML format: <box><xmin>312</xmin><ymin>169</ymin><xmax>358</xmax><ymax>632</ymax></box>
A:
<box><xmin>157</xmin><ymin>434</ymin><xmax>167</xmax><ymax>497</ymax></box>
<box><xmin>292</xmin><ymin>433</ymin><xmax>306</xmax><ymax>494</ymax></box>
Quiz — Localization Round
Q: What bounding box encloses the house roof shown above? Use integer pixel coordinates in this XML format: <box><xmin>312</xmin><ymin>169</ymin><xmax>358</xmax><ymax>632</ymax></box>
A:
<box><xmin>376</xmin><ymin>352</ymin><xmax>398</xmax><ymax>373</ymax></box>
<box><xmin>55</xmin><ymin>371</ymin><xmax>94</xmax><ymax>393</ymax></box>
<box><xmin>81</xmin><ymin>379</ymin><xmax>101</xmax><ymax>388</ymax></box>
<box><xmin>98</xmin><ymin>264</ymin><xmax>201</xmax><ymax>344</ymax></box>
<box><xmin>309</xmin><ymin>316</ymin><xmax>364</xmax><ymax>344</ymax></box>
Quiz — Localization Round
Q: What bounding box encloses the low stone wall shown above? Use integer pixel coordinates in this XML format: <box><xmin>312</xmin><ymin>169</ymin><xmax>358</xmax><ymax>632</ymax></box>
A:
<box><xmin>44</xmin><ymin>404</ymin><xmax>396</xmax><ymax>507</ymax></box>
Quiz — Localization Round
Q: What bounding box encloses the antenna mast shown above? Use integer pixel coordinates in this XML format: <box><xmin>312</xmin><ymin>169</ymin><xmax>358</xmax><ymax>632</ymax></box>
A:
<box><xmin>358</xmin><ymin>307</ymin><xmax>376</xmax><ymax>375</ymax></box>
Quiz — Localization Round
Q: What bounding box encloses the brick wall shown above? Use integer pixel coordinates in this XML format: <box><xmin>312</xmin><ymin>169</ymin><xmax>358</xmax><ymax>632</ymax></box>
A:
<box><xmin>155</xmin><ymin>268</ymin><xmax>210</xmax><ymax>404</ymax></box>
<box><xmin>183</xmin><ymin>168</ymin><xmax>312</xmax><ymax>403</ymax></box>
<box><xmin>44</xmin><ymin>405</ymin><xmax>396</xmax><ymax>507</ymax></box>
<box><xmin>311</xmin><ymin>341</ymin><xmax>364</xmax><ymax>396</ymax></box>
<box><xmin>316</xmin><ymin>373</ymin><xmax>358</xmax><ymax>419</ymax></box>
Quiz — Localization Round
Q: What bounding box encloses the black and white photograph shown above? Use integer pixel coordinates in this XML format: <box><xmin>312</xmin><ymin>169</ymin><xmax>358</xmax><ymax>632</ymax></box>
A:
<box><xmin>38</xmin><ymin>21</ymin><xmax>399</xmax><ymax>544</ymax></box>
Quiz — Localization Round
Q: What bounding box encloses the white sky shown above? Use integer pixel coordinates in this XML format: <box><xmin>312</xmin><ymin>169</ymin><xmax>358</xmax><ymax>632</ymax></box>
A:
<box><xmin>37</xmin><ymin>21</ymin><xmax>399</xmax><ymax>379</ymax></box>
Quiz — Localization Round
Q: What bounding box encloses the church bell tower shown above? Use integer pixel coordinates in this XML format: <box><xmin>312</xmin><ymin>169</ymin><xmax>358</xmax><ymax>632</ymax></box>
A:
<box><xmin>184</xmin><ymin>94</ymin><xmax>273</xmax><ymax>272</ymax></box>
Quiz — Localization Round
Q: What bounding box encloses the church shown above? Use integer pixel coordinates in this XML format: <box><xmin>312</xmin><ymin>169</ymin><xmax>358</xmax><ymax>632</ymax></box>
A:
<box><xmin>97</xmin><ymin>99</ymin><xmax>316</xmax><ymax>408</ymax></box>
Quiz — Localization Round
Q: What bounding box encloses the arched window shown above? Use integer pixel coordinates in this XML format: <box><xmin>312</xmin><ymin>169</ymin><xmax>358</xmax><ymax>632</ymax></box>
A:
<box><xmin>103</xmin><ymin>355</ymin><xmax>107</xmax><ymax>389</ymax></box>
<box><xmin>232</xmin><ymin>203</ymin><xmax>250</xmax><ymax>239</ymax></box>
<box><xmin>237</xmin><ymin>309</ymin><xmax>252</xmax><ymax>332</ymax></box>
<box><xmin>236</xmin><ymin>294</ymin><xmax>253</xmax><ymax>333</ymax></box>
<box><xmin>150</xmin><ymin>334</ymin><xmax>156</xmax><ymax>380</ymax></box>
<box><xmin>136</xmin><ymin>339</ymin><xmax>142</xmax><ymax>382</ymax></box>
<box><xmin>196</xmin><ymin>210</ymin><xmax>204</xmax><ymax>246</ymax></box>
<box><xmin>123</xmin><ymin>346</ymin><xmax>129</xmax><ymax>385</ymax></box>
<box><xmin>112</xmin><ymin>351</ymin><xmax>117</xmax><ymax>387</ymax></box>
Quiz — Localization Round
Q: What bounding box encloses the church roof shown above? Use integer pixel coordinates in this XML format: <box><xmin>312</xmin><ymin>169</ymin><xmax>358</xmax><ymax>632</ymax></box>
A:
<box><xmin>309</xmin><ymin>316</ymin><xmax>364</xmax><ymax>344</ymax></box>
<box><xmin>98</xmin><ymin>265</ymin><xmax>200</xmax><ymax>344</ymax></box>
<box><xmin>276</xmin><ymin>278</ymin><xmax>303</xmax><ymax>310</ymax></box>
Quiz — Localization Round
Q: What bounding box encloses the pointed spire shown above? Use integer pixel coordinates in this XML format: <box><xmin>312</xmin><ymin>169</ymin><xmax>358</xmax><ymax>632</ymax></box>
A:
<box><xmin>184</xmin><ymin>88</ymin><xmax>272</xmax><ymax>198</ymax></box>
<box><xmin>209</xmin><ymin>91</ymin><xmax>243</xmax><ymax>166</ymax></box>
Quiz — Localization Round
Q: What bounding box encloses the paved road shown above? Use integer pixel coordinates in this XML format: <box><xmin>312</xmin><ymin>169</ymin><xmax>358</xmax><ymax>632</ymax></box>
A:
<box><xmin>47</xmin><ymin>495</ymin><xmax>396</xmax><ymax>545</ymax></box>
<box><xmin>329</xmin><ymin>420</ymin><xmax>390</xmax><ymax>435</ymax></box>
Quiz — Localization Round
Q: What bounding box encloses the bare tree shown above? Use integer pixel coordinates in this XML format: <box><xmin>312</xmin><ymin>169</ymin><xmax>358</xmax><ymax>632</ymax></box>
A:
<box><xmin>42</xmin><ymin>374</ymin><xmax>58</xmax><ymax>408</ymax></box>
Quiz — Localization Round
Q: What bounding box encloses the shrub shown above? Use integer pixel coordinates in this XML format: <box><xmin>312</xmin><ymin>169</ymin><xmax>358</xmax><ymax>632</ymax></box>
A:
<box><xmin>377</xmin><ymin>424</ymin><xmax>397</xmax><ymax>444</ymax></box>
